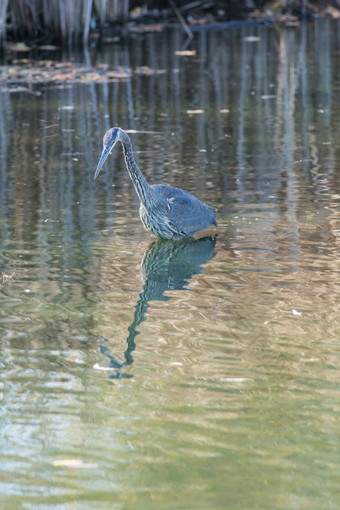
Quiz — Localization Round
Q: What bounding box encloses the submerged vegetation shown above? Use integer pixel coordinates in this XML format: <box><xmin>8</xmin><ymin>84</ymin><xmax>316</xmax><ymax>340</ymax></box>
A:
<box><xmin>0</xmin><ymin>0</ymin><xmax>340</xmax><ymax>48</ymax></box>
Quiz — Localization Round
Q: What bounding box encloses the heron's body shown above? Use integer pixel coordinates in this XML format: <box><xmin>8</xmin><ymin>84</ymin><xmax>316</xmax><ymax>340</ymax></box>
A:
<box><xmin>94</xmin><ymin>127</ymin><xmax>217</xmax><ymax>239</ymax></box>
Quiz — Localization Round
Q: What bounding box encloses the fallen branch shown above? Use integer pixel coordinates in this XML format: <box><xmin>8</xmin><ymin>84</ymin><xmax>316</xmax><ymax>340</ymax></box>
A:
<box><xmin>168</xmin><ymin>0</ymin><xmax>193</xmax><ymax>40</ymax></box>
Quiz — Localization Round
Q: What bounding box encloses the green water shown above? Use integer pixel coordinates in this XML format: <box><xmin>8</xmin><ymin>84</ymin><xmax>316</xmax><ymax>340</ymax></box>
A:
<box><xmin>0</xmin><ymin>20</ymin><xmax>340</xmax><ymax>509</ymax></box>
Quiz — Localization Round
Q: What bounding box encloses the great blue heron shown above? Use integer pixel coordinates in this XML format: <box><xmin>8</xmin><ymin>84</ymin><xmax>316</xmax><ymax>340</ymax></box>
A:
<box><xmin>94</xmin><ymin>127</ymin><xmax>217</xmax><ymax>239</ymax></box>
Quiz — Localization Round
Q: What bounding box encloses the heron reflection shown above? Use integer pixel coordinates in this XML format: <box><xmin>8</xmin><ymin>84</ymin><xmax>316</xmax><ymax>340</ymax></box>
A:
<box><xmin>100</xmin><ymin>235</ymin><xmax>217</xmax><ymax>378</ymax></box>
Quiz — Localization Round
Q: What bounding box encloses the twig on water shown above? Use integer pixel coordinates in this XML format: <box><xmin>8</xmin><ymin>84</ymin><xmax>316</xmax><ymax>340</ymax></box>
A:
<box><xmin>1</xmin><ymin>272</ymin><xmax>15</xmax><ymax>285</ymax></box>
<box><xmin>168</xmin><ymin>0</ymin><xmax>193</xmax><ymax>41</ymax></box>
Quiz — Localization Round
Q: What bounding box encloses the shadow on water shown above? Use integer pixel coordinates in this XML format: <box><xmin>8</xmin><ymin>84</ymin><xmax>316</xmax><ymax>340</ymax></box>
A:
<box><xmin>100</xmin><ymin>235</ymin><xmax>217</xmax><ymax>378</ymax></box>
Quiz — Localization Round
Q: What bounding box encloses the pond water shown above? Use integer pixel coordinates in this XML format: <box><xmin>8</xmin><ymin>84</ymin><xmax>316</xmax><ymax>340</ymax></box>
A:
<box><xmin>1</xmin><ymin>19</ymin><xmax>340</xmax><ymax>509</ymax></box>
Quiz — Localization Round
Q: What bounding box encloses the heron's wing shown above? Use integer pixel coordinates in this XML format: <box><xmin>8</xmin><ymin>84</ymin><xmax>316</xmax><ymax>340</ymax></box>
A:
<box><xmin>155</xmin><ymin>185</ymin><xmax>217</xmax><ymax>236</ymax></box>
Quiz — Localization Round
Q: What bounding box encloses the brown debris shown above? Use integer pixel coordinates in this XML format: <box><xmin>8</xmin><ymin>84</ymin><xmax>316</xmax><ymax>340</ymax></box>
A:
<box><xmin>0</xmin><ymin>60</ymin><xmax>135</xmax><ymax>86</ymax></box>
<box><xmin>1</xmin><ymin>272</ymin><xmax>15</xmax><ymax>285</ymax></box>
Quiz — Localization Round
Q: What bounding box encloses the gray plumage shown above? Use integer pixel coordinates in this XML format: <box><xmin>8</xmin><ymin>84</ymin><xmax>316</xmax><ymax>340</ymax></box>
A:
<box><xmin>94</xmin><ymin>127</ymin><xmax>217</xmax><ymax>239</ymax></box>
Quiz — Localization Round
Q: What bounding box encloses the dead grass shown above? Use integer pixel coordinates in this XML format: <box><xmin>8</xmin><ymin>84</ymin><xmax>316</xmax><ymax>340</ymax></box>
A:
<box><xmin>1</xmin><ymin>0</ymin><xmax>130</xmax><ymax>47</ymax></box>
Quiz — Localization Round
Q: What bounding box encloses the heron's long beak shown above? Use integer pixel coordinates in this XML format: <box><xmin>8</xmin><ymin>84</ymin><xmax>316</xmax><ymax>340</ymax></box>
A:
<box><xmin>94</xmin><ymin>142</ymin><xmax>116</xmax><ymax>179</ymax></box>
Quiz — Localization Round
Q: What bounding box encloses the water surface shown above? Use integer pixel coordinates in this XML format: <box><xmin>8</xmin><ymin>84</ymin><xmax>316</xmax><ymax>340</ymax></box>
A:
<box><xmin>0</xmin><ymin>20</ymin><xmax>340</xmax><ymax>509</ymax></box>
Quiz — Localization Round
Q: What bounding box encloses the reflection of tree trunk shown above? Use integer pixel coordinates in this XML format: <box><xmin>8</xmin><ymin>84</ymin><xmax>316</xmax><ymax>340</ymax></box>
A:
<box><xmin>276</xmin><ymin>27</ymin><xmax>297</xmax><ymax>223</ymax></box>
<box><xmin>95</xmin><ymin>0</ymin><xmax>130</xmax><ymax>24</ymax></box>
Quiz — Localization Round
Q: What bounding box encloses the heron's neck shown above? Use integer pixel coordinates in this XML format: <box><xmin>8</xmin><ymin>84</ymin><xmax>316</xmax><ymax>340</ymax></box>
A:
<box><xmin>121</xmin><ymin>139</ymin><xmax>151</xmax><ymax>207</ymax></box>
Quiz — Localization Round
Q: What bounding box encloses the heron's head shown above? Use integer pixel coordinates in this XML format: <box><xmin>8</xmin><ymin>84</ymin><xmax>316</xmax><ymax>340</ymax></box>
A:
<box><xmin>94</xmin><ymin>127</ymin><xmax>121</xmax><ymax>179</ymax></box>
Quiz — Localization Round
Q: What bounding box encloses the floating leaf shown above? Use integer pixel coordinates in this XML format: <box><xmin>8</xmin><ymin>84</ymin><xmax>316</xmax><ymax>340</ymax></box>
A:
<box><xmin>244</xmin><ymin>36</ymin><xmax>260</xmax><ymax>42</ymax></box>
<box><xmin>186</xmin><ymin>109</ymin><xmax>204</xmax><ymax>114</ymax></box>
<box><xmin>292</xmin><ymin>309</ymin><xmax>302</xmax><ymax>316</ymax></box>
<box><xmin>52</xmin><ymin>459</ymin><xmax>99</xmax><ymax>469</ymax></box>
<box><xmin>175</xmin><ymin>50</ymin><xmax>196</xmax><ymax>56</ymax></box>
<box><xmin>38</xmin><ymin>45</ymin><xmax>59</xmax><ymax>51</ymax></box>
<box><xmin>8</xmin><ymin>42</ymin><xmax>31</xmax><ymax>52</ymax></box>
<box><xmin>326</xmin><ymin>6</ymin><xmax>340</xmax><ymax>19</ymax></box>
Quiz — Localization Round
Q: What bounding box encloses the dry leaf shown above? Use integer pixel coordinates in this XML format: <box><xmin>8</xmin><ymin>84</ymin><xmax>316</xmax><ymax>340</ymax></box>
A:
<box><xmin>175</xmin><ymin>50</ymin><xmax>196</xmax><ymax>56</ymax></box>
<box><xmin>52</xmin><ymin>459</ymin><xmax>99</xmax><ymax>469</ymax></box>
<box><xmin>186</xmin><ymin>109</ymin><xmax>204</xmax><ymax>114</ymax></box>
